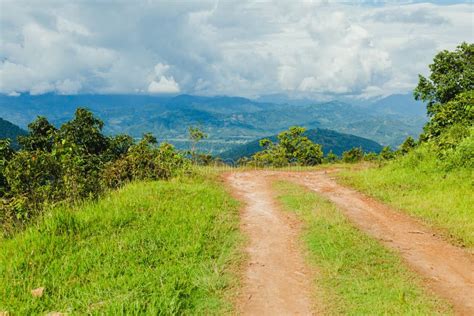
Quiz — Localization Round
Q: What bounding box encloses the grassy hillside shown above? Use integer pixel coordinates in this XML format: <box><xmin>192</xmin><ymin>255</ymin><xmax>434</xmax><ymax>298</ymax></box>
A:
<box><xmin>219</xmin><ymin>128</ymin><xmax>383</xmax><ymax>161</ymax></box>
<box><xmin>0</xmin><ymin>175</ymin><xmax>242</xmax><ymax>314</ymax></box>
<box><xmin>274</xmin><ymin>181</ymin><xmax>449</xmax><ymax>315</ymax></box>
<box><xmin>0</xmin><ymin>117</ymin><xmax>27</xmax><ymax>149</ymax></box>
<box><xmin>338</xmin><ymin>146</ymin><xmax>474</xmax><ymax>249</ymax></box>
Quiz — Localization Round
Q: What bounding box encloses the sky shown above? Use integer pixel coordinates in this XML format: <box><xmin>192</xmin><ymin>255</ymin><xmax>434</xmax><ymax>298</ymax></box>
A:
<box><xmin>0</xmin><ymin>0</ymin><xmax>472</xmax><ymax>100</ymax></box>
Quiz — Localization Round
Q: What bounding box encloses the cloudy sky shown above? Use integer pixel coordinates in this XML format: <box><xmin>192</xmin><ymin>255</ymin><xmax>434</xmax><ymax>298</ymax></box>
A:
<box><xmin>0</xmin><ymin>0</ymin><xmax>472</xmax><ymax>99</ymax></box>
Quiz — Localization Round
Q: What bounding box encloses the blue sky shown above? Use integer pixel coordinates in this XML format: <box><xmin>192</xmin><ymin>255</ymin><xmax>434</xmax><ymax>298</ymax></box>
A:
<box><xmin>0</xmin><ymin>0</ymin><xmax>472</xmax><ymax>99</ymax></box>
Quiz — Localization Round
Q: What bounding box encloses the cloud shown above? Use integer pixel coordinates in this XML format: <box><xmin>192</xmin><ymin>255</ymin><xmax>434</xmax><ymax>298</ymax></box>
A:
<box><xmin>148</xmin><ymin>77</ymin><xmax>180</xmax><ymax>94</ymax></box>
<box><xmin>147</xmin><ymin>63</ymin><xmax>180</xmax><ymax>94</ymax></box>
<box><xmin>0</xmin><ymin>0</ymin><xmax>472</xmax><ymax>99</ymax></box>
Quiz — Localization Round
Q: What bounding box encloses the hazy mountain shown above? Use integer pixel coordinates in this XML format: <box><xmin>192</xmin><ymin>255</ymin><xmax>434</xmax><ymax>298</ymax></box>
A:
<box><xmin>0</xmin><ymin>93</ymin><xmax>426</xmax><ymax>152</ymax></box>
<box><xmin>364</xmin><ymin>94</ymin><xmax>427</xmax><ymax>117</ymax></box>
<box><xmin>0</xmin><ymin>117</ymin><xmax>28</xmax><ymax>149</ymax></box>
<box><xmin>219</xmin><ymin>128</ymin><xmax>383</xmax><ymax>162</ymax></box>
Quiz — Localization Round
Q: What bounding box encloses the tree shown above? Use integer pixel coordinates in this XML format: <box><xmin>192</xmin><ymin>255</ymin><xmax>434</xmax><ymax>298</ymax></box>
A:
<box><xmin>422</xmin><ymin>91</ymin><xmax>474</xmax><ymax>140</ymax></box>
<box><xmin>106</xmin><ymin>134</ymin><xmax>135</xmax><ymax>161</ymax></box>
<box><xmin>251</xmin><ymin>126</ymin><xmax>323</xmax><ymax>167</ymax></box>
<box><xmin>414</xmin><ymin>42</ymin><xmax>473</xmax><ymax>117</ymax></box>
<box><xmin>60</xmin><ymin>108</ymin><xmax>108</xmax><ymax>155</ymax></box>
<box><xmin>18</xmin><ymin>116</ymin><xmax>57</xmax><ymax>152</ymax></box>
<box><xmin>188</xmin><ymin>126</ymin><xmax>207</xmax><ymax>161</ymax></box>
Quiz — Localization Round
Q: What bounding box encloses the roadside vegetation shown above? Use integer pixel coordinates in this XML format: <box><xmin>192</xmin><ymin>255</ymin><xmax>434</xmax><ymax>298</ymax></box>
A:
<box><xmin>340</xmin><ymin>42</ymin><xmax>473</xmax><ymax>248</ymax></box>
<box><xmin>0</xmin><ymin>109</ymin><xmax>189</xmax><ymax>235</ymax></box>
<box><xmin>274</xmin><ymin>180</ymin><xmax>450</xmax><ymax>315</ymax></box>
<box><xmin>0</xmin><ymin>175</ymin><xmax>242</xmax><ymax>314</ymax></box>
<box><xmin>339</xmin><ymin>144</ymin><xmax>474</xmax><ymax>248</ymax></box>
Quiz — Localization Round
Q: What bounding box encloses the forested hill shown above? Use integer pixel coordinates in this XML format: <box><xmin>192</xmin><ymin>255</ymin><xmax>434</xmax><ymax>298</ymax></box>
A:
<box><xmin>0</xmin><ymin>93</ymin><xmax>425</xmax><ymax>153</ymax></box>
<box><xmin>219</xmin><ymin>128</ymin><xmax>383</xmax><ymax>161</ymax></box>
<box><xmin>0</xmin><ymin>118</ymin><xmax>27</xmax><ymax>148</ymax></box>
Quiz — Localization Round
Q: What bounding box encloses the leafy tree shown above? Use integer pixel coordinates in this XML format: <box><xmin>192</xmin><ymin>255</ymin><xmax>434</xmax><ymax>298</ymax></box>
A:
<box><xmin>414</xmin><ymin>42</ymin><xmax>473</xmax><ymax>117</ymax></box>
<box><xmin>106</xmin><ymin>134</ymin><xmax>134</xmax><ymax>160</ymax></box>
<box><xmin>18</xmin><ymin>116</ymin><xmax>57</xmax><ymax>152</ymax></box>
<box><xmin>60</xmin><ymin>108</ymin><xmax>108</xmax><ymax>155</ymax></box>
<box><xmin>422</xmin><ymin>91</ymin><xmax>474</xmax><ymax>140</ymax></box>
<box><xmin>251</xmin><ymin>126</ymin><xmax>323</xmax><ymax>166</ymax></box>
<box><xmin>188</xmin><ymin>126</ymin><xmax>207</xmax><ymax>161</ymax></box>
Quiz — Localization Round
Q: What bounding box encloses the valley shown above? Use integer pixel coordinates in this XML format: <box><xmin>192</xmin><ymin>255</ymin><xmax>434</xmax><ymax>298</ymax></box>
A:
<box><xmin>0</xmin><ymin>93</ymin><xmax>426</xmax><ymax>154</ymax></box>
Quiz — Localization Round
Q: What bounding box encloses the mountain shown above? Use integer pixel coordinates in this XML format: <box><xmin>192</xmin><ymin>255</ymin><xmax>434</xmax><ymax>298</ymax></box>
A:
<box><xmin>0</xmin><ymin>93</ymin><xmax>426</xmax><ymax>152</ymax></box>
<box><xmin>218</xmin><ymin>128</ymin><xmax>383</xmax><ymax>162</ymax></box>
<box><xmin>0</xmin><ymin>117</ymin><xmax>28</xmax><ymax>149</ymax></box>
<box><xmin>363</xmin><ymin>94</ymin><xmax>427</xmax><ymax>117</ymax></box>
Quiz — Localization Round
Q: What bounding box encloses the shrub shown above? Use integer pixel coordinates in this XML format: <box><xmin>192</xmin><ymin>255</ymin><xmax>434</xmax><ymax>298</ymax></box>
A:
<box><xmin>342</xmin><ymin>147</ymin><xmax>364</xmax><ymax>163</ymax></box>
<box><xmin>380</xmin><ymin>146</ymin><xmax>396</xmax><ymax>160</ymax></box>
<box><xmin>324</xmin><ymin>150</ymin><xmax>339</xmax><ymax>163</ymax></box>
<box><xmin>398</xmin><ymin>136</ymin><xmax>416</xmax><ymax>155</ymax></box>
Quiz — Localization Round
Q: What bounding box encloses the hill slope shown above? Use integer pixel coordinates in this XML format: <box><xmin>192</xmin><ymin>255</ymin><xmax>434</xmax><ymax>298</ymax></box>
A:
<box><xmin>0</xmin><ymin>117</ymin><xmax>27</xmax><ymax>148</ymax></box>
<box><xmin>219</xmin><ymin>128</ymin><xmax>383</xmax><ymax>161</ymax></box>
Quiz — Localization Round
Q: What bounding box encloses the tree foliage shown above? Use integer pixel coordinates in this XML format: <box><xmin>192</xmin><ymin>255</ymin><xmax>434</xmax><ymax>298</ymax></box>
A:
<box><xmin>251</xmin><ymin>126</ymin><xmax>323</xmax><ymax>167</ymax></box>
<box><xmin>414</xmin><ymin>42</ymin><xmax>473</xmax><ymax>117</ymax></box>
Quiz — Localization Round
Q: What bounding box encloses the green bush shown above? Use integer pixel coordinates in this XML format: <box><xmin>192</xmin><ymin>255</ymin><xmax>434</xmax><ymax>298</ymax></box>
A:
<box><xmin>342</xmin><ymin>147</ymin><xmax>363</xmax><ymax>163</ymax></box>
<box><xmin>380</xmin><ymin>146</ymin><xmax>396</xmax><ymax>160</ymax></box>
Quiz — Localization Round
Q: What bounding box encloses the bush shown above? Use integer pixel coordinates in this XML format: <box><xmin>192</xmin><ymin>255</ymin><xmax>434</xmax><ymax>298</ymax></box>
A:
<box><xmin>442</xmin><ymin>127</ymin><xmax>474</xmax><ymax>170</ymax></box>
<box><xmin>324</xmin><ymin>150</ymin><xmax>339</xmax><ymax>163</ymax></box>
<box><xmin>380</xmin><ymin>146</ymin><xmax>396</xmax><ymax>161</ymax></box>
<box><xmin>398</xmin><ymin>136</ymin><xmax>416</xmax><ymax>155</ymax></box>
<box><xmin>342</xmin><ymin>147</ymin><xmax>364</xmax><ymax>163</ymax></box>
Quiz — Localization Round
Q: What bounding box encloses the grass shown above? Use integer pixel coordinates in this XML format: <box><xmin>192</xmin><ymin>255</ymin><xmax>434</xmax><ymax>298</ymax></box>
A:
<box><xmin>338</xmin><ymin>151</ymin><xmax>474</xmax><ymax>249</ymax></box>
<box><xmin>273</xmin><ymin>180</ymin><xmax>451</xmax><ymax>315</ymax></box>
<box><xmin>0</xmin><ymin>175</ymin><xmax>242</xmax><ymax>315</ymax></box>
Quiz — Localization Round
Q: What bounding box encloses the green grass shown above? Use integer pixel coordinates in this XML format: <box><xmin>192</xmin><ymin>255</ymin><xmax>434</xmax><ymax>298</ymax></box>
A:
<box><xmin>274</xmin><ymin>180</ymin><xmax>451</xmax><ymax>315</ymax></box>
<box><xmin>0</xmin><ymin>175</ymin><xmax>242</xmax><ymax>315</ymax></box>
<box><xmin>338</xmin><ymin>151</ymin><xmax>474</xmax><ymax>249</ymax></box>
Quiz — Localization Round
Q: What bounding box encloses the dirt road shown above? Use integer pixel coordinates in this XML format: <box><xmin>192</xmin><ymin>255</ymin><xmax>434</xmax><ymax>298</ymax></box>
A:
<box><xmin>225</xmin><ymin>172</ymin><xmax>315</xmax><ymax>315</ymax></box>
<box><xmin>226</xmin><ymin>170</ymin><xmax>474</xmax><ymax>315</ymax></box>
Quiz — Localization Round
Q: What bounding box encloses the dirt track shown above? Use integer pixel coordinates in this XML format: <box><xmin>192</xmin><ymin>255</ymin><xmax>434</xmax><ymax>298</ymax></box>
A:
<box><xmin>226</xmin><ymin>170</ymin><xmax>474</xmax><ymax>315</ymax></box>
<box><xmin>226</xmin><ymin>172</ymin><xmax>315</xmax><ymax>315</ymax></box>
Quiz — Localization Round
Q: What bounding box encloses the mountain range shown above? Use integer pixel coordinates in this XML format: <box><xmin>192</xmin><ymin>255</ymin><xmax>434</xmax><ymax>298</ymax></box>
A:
<box><xmin>0</xmin><ymin>93</ymin><xmax>427</xmax><ymax>154</ymax></box>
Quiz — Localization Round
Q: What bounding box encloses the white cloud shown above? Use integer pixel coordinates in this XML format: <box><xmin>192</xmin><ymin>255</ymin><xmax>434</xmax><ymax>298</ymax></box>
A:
<box><xmin>0</xmin><ymin>0</ymin><xmax>472</xmax><ymax>98</ymax></box>
<box><xmin>148</xmin><ymin>77</ymin><xmax>180</xmax><ymax>94</ymax></box>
